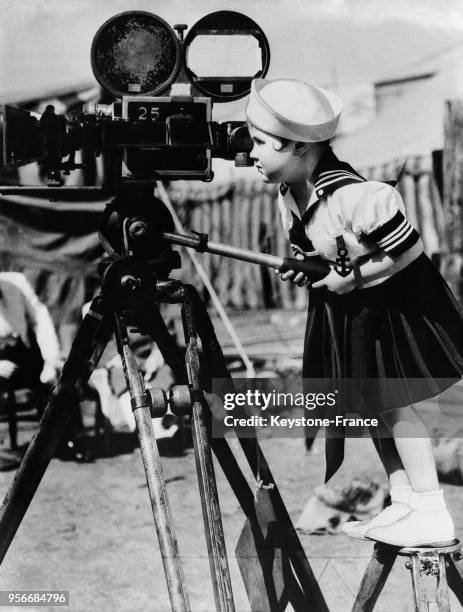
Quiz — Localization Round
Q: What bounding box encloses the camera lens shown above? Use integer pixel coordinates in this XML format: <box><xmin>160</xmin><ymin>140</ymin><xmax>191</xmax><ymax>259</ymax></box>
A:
<box><xmin>229</xmin><ymin>125</ymin><xmax>253</xmax><ymax>153</ymax></box>
<box><xmin>91</xmin><ymin>11</ymin><xmax>181</xmax><ymax>97</ymax></box>
<box><xmin>184</xmin><ymin>11</ymin><xmax>270</xmax><ymax>102</ymax></box>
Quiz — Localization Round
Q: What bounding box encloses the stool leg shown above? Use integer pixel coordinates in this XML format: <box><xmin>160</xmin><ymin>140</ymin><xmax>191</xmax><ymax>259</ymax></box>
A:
<box><xmin>352</xmin><ymin>544</ymin><xmax>397</xmax><ymax>612</ymax></box>
<box><xmin>436</xmin><ymin>554</ymin><xmax>451</xmax><ymax>612</ymax></box>
<box><xmin>409</xmin><ymin>553</ymin><xmax>452</xmax><ymax>612</ymax></box>
<box><xmin>409</xmin><ymin>555</ymin><xmax>428</xmax><ymax>611</ymax></box>
<box><xmin>446</xmin><ymin>552</ymin><xmax>463</xmax><ymax>605</ymax></box>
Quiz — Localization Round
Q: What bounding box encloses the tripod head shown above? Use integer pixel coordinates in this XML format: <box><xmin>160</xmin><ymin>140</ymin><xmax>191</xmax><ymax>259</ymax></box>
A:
<box><xmin>98</xmin><ymin>185</ymin><xmax>183</xmax><ymax>310</ymax></box>
<box><xmin>97</xmin><ymin>181</ymin><xmax>331</xmax><ymax>311</ymax></box>
<box><xmin>99</xmin><ymin>185</ymin><xmax>180</xmax><ymax>269</ymax></box>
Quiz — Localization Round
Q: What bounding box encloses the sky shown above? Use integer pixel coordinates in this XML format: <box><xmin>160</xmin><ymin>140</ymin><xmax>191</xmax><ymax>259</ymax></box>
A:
<box><xmin>2</xmin><ymin>0</ymin><xmax>463</xmax><ymax>110</ymax></box>
<box><xmin>2</xmin><ymin>0</ymin><xmax>463</xmax><ymax>168</ymax></box>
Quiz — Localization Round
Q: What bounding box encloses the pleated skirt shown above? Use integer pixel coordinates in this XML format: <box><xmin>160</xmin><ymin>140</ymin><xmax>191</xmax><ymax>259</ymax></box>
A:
<box><xmin>303</xmin><ymin>253</ymin><xmax>463</xmax><ymax>416</ymax></box>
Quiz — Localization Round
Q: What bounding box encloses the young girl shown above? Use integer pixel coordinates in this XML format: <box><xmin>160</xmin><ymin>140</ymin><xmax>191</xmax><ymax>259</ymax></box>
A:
<box><xmin>245</xmin><ymin>77</ymin><xmax>463</xmax><ymax>547</ymax></box>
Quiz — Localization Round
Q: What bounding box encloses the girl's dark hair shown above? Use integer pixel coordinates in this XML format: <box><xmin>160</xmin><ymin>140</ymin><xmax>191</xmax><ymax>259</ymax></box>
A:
<box><xmin>247</xmin><ymin>119</ymin><xmax>288</xmax><ymax>149</ymax></box>
<box><xmin>272</xmin><ymin>137</ymin><xmax>291</xmax><ymax>151</ymax></box>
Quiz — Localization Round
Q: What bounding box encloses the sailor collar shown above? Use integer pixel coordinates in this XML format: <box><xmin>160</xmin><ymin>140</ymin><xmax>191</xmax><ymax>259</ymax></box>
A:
<box><xmin>279</xmin><ymin>148</ymin><xmax>366</xmax><ymax>219</ymax></box>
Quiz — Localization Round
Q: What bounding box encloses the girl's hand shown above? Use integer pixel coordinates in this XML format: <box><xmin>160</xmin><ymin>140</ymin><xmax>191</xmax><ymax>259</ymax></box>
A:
<box><xmin>311</xmin><ymin>268</ymin><xmax>357</xmax><ymax>294</ymax></box>
<box><xmin>274</xmin><ymin>253</ymin><xmax>310</xmax><ymax>287</ymax></box>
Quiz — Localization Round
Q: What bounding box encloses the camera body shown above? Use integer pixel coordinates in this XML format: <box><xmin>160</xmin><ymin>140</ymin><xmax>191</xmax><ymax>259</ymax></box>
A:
<box><xmin>1</xmin><ymin>10</ymin><xmax>270</xmax><ymax>189</ymax></box>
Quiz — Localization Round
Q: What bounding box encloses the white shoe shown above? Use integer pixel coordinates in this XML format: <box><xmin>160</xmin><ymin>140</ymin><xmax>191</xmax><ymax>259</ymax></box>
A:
<box><xmin>365</xmin><ymin>489</ymin><xmax>455</xmax><ymax>547</ymax></box>
<box><xmin>342</xmin><ymin>485</ymin><xmax>411</xmax><ymax>540</ymax></box>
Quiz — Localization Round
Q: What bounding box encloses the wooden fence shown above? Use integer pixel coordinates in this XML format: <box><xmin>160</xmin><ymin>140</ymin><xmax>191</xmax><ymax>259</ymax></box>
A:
<box><xmin>169</xmin><ymin>155</ymin><xmax>444</xmax><ymax>310</ymax></box>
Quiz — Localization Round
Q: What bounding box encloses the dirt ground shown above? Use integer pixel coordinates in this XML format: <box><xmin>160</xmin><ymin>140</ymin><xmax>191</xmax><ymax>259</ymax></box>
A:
<box><xmin>0</xmin><ymin>423</ymin><xmax>462</xmax><ymax>612</ymax></box>
<box><xmin>0</xmin><ymin>310</ymin><xmax>462</xmax><ymax>612</ymax></box>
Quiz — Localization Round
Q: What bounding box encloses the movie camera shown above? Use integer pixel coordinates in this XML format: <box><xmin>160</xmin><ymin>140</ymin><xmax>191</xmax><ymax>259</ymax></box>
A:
<box><xmin>0</xmin><ymin>13</ymin><xmax>333</xmax><ymax>611</ymax></box>
<box><xmin>1</xmin><ymin>10</ymin><xmax>270</xmax><ymax>187</ymax></box>
<box><xmin>0</xmin><ymin>9</ymin><xmax>330</xmax><ymax>284</ymax></box>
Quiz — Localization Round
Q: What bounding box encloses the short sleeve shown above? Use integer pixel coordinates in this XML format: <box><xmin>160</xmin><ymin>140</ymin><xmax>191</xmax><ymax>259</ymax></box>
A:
<box><xmin>351</xmin><ymin>183</ymin><xmax>420</xmax><ymax>256</ymax></box>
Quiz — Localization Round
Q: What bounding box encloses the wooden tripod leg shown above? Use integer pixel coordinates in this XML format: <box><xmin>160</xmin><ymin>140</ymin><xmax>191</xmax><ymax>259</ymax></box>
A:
<box><xmin>0</xmin><ymin>296</ymin><xmax>112</xmax><ymax>563</ymax></box>
<box><xmin>237</xmin><ymin>437</ymin><xmax>329</xmax><ymax>612</ymax></box>
<box><xmin>113</xmin><ymin>313</ymin><xmax>190</xmax><ymax>612</ymax></box>
<box><xmin>147</xmin><ymin>298</ymin><xmax>286</xmax><ymax>610</ymax></box>
<box><xmin>352</xmin><ymin>544</ymin><xmax>397</xmax><ymax>612</ymax></box>
<box><xmin>182</xmin><ymin>296</ymin><xmax>235</xmax><ymax>612</ymax></box>
<box><xmin>185</xmin><ymin>284</ymin><xmax>328</xmax><ymax>612</ymax></box>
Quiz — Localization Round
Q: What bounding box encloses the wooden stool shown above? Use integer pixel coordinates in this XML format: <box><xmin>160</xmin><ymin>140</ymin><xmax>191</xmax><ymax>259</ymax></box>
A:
<box><xmin>352</xmin><ymin>540</ymin><xmax>463</xmax><ymax>611</ymax></box>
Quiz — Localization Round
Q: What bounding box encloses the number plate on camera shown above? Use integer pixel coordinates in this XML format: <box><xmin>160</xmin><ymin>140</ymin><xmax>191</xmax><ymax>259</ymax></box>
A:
<box><xmin>122</xmin><ymin>96</ymin><xmax>211</xmax><ymax>123</ymax></box>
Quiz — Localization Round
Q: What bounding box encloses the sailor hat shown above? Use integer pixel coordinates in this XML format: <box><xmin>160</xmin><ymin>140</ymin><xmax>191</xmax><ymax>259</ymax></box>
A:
<box><xmin>245</xmin><ymin>78</ymin><xmax>342</xmax><ymax>142</ymax></box>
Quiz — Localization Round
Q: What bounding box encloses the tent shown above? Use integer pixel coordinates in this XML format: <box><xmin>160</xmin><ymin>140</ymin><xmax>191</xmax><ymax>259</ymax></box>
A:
<box><xmin>335</xmin><ymin>48</ymin><xmax>463</xmax><ymax>167</ymax></box>
<box><xmin>0</xmin><ymin>192</ymin><xmax>108</xmax><ymax>351</ymax></box>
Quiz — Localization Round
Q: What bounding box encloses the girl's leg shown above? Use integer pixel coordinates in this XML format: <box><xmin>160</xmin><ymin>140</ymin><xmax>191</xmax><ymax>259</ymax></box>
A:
<box><xmin>342</xmin><ymin>425</ymin><xmax>411</xmax><ymax>540</ymax></box>
<box><xmin>370</xmin><ymin>423</ymin><xmax>411</xmax><ymax>488</ymax></box>
<box><xmin>363</xmin><ymin>404</ymin><xmax>454</xmax><ymax>546</ymax></box>
<box><xmin>378</xmin><ymin>405</ymin><xmax>439</xmax><ymax>492</ymax></box>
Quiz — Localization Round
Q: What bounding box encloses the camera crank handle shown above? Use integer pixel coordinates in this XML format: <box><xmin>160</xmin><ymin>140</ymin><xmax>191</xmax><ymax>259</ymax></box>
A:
<box><xmin>163</xmin><ymin>231</ymin><xmax>332</xmax><ymax>282</ymax></box>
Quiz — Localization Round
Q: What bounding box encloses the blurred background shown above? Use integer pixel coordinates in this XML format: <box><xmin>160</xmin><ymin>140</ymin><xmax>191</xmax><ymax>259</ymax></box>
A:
<box><xmin>1</xmin><ymin>4</ymin><xmax>463</xmax><ymax>610</ymax></box>
<box><xmin>2</xmin><ymin>0</ymin><xmax>463</xmax><ymax>340</ymax></box>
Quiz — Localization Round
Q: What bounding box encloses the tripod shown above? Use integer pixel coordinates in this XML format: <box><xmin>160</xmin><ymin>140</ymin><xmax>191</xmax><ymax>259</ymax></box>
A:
<box><xmin>0</xmin><ymin>192</ymin><xmax>328</xmax><ymax>612</ymax></box>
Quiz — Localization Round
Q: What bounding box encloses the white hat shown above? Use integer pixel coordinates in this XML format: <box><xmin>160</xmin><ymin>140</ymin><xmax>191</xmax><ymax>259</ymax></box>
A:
<box><xmin>245</xmin><ymin>78</ymin><xmax>342</xmax><ymax>142</ymax></box>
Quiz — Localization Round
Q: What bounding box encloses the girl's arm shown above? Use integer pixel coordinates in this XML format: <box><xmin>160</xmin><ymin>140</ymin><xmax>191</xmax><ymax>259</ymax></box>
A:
<box><xmin>312</xmin><ymin>239</ymin><xmax>424</xmax><ymax>294</ymax></box>
<box><xmin>355</xmin><ymin>239</ymin><xmax>423</xmax><ymax>284</ymax></box>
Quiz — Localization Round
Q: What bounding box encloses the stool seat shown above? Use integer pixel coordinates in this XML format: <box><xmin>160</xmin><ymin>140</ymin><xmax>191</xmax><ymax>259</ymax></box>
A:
<box><xmin>352</xmin><ymin>538</ymin><xmax>463</xmax><ymax>611</ymax></box>
<box><xmin>397</xmin><ymin>540</ymin><xmax>460</xmax><ymax>556</ymax></box>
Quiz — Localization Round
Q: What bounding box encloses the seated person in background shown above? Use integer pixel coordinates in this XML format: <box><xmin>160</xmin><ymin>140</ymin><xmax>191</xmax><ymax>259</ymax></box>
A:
<box><xmin>0</xmin><ymin>272</ymin><xmax>60</xmax><ymax>389</ymax></box>
<box><xmin>0</xmin><ymin>272</ymin><xmax>61</xmax><ymax>454</ymax></box>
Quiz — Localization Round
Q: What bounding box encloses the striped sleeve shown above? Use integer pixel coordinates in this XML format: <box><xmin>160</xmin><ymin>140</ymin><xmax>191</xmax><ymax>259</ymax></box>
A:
<box><xmin>351</xmin><ymin>183</ymin><xmax>420</xmax><ymax>256</ymax></box>
<box><xmin>367</xmin><ymin>209</ymin><xmax>420</xmax><ymax>255</ymax></box>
